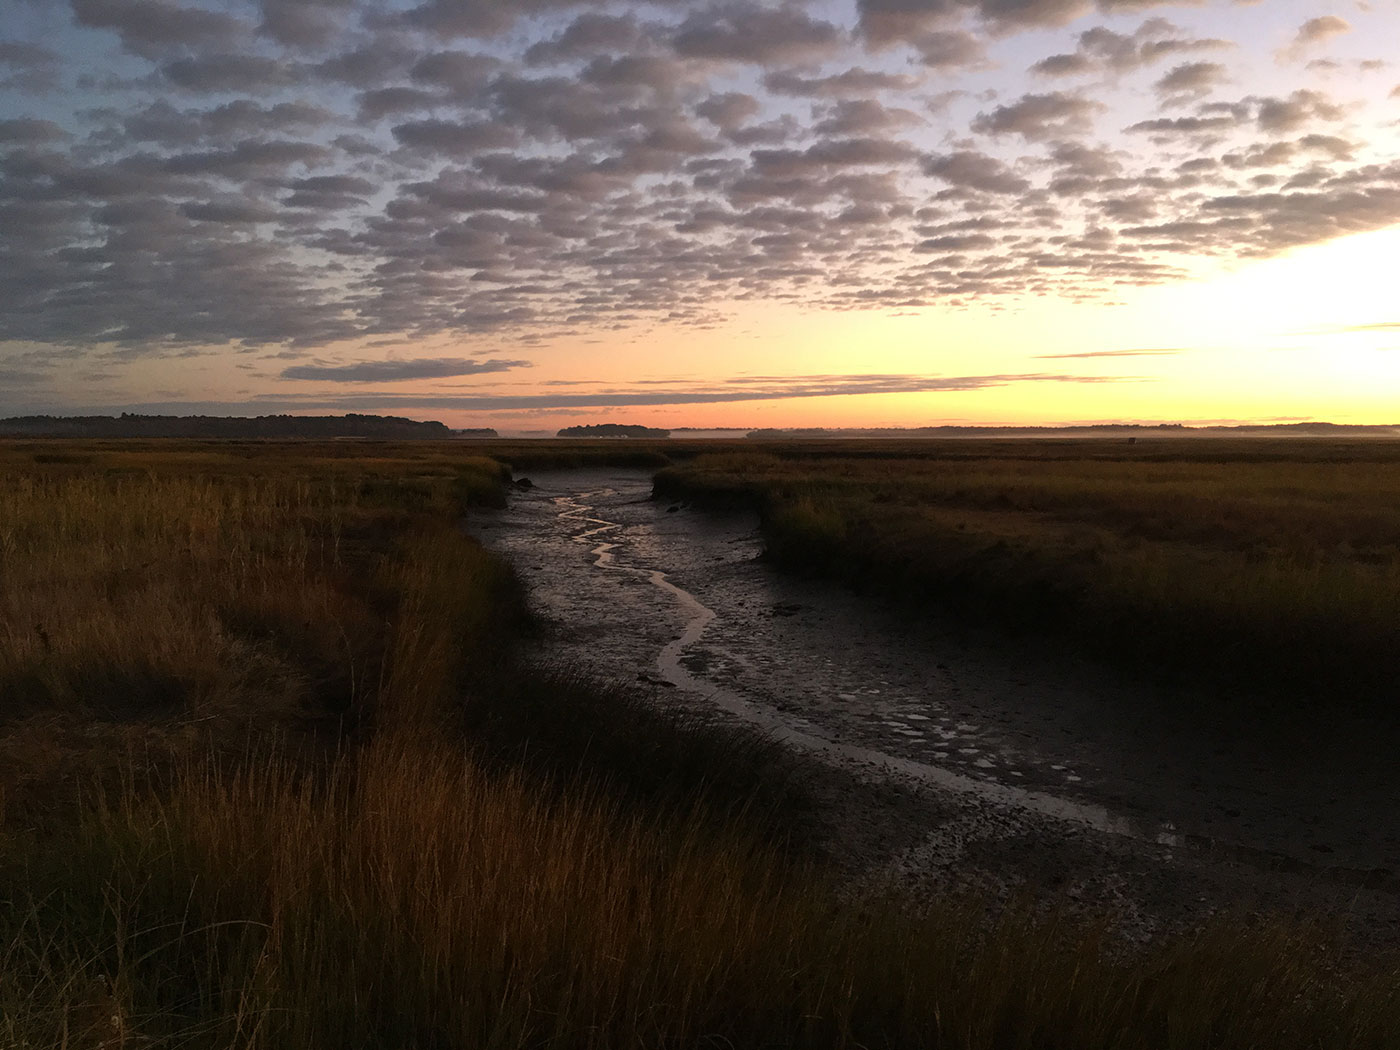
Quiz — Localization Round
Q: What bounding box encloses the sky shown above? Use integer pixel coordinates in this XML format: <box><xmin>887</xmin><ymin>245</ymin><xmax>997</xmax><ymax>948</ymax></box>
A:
<box><xmin>1</xmin><ymin>0</ymin><xmax>1398</xmax><ymax>432</ymax></box>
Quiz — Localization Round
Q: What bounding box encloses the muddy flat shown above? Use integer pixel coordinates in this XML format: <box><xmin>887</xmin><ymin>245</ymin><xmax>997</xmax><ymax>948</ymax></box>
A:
<box><xmin>470</xmin><ymin>469</ymin><xmax>1400</xmax><ymax>948</ymax></box>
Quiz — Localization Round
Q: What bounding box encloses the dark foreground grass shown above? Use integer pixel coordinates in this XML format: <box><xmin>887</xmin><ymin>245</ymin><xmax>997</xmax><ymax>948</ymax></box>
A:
<box><xmin>654</xmin><ymin>440</ymin><xmax>1400</xmax><ymax>711</ymax></box>
<box><xmin>3</xmin><ymin>440</ymin><xmax>1398</xmax><ymax>1048</ymax></box>
<box><xmin>6</xmin><ymin>735</ymin><xmax>1398</xmax><ymax>1050</ymax></box>
<box><xmin>461</xmin><ymin>667</ymin><xmax>805</xmax><ymax>832</ymax></box>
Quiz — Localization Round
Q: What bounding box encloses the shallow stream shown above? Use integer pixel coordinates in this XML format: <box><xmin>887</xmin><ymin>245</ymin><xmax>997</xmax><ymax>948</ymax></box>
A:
<box><xmin>469</xmin><ymin>468</ymin><xmax>1399</xmax><ymax>892</ymax></box>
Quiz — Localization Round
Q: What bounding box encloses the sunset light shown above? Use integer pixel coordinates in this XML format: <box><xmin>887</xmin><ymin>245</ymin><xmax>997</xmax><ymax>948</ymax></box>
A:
<box><xmin>2</xmin><ymin>1</ymin><xmax>1399</xmax><ymax>429</ymax></box>
<box><xmin>10</xmin><ymin>4</ymin><xmax>1400</xmax><ymax>1039</ymax></box>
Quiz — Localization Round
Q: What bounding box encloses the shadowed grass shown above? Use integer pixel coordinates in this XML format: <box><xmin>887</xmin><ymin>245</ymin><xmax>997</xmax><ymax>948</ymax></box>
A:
<box><xmin>459</xmin><ymin>667</ymin><xmax>806</xmax><ymax>837</ymax></box>
<box><xmin>3</xmin><ymin>735</ymin><xmax>1397</xmax><ymax>1049</ymax></box>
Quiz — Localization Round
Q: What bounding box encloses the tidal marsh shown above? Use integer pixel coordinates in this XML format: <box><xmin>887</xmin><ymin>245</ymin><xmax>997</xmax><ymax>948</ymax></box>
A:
<box><xmin>2</xmin><ymin>440</ymin><xmax>1397</xmax><ymax>1048</ymax></box>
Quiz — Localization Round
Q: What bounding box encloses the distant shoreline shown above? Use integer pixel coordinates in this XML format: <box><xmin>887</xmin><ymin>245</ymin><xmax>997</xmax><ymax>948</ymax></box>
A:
<box><xmin>4</xmin><ymin>414</ymin><xmax>1398</xmax><ymax>441</ymax></box>
<box><xmin>0</xmin><ymin>413</ymin><xmax>495</xmax><ymax>440</ymax></box>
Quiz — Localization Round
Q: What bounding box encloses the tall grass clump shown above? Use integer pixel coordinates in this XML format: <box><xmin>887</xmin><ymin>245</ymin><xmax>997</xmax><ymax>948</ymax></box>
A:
<box><xmin>0</xmin><ymin>450</ymin><xmax>513</xmax><ymax>825</ymax></box>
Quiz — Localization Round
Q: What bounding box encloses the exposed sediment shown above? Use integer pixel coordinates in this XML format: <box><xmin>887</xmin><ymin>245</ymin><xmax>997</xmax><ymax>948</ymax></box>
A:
<box><xmin>470</xmin><ymin>468</ymin><xmax>1400</xmax><ymax>950</ymax></box>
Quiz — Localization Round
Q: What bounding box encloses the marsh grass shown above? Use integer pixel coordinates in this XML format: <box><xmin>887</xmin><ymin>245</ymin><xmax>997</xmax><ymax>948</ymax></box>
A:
<box><xmin>483</xmin><ymin>441</ymin><xmax>674</xmax><ymax>473</ymax></box>
<box><xmin>4</xmin><ymin>735</ymin><xmax>1398</xmax><ymax>1049</ymax></box>
<box><xmin>4</xmin><ymin>440</ymin><xmax>1399</xmax><ymax>1048</ymax></box>
<box><xmin>0</xmin><ymin>447</ymin><xmax>514</xmax><ymax>826</ymax></box>
<box><xmin>459</xmin><ymin>667</ymin><xmax>806</xmax><ymax>836</ymax></box>
<box><xmin>655</xmin><ymin>441</ymin><xmax>1400</xmax><ymax>707</ymax></box>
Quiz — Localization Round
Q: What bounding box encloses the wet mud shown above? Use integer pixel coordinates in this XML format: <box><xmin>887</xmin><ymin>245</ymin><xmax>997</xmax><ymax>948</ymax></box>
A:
<box><xmin>470</xmin><ymin>469</ymin><xmax>1400</xmax><ymax>946</ymax></box>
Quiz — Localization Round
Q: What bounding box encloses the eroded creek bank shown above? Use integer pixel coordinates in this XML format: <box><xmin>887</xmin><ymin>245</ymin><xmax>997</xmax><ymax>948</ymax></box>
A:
<box><xmin>469</xmin><ymin>468</ymin><xmax>1400</xmax><ymax>946</ymax></box>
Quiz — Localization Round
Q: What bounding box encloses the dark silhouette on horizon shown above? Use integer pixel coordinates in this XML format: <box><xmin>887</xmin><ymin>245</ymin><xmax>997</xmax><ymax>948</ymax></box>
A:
<box><xmin>0</xmin><ymin>413</ymin><xmax>494</xmax><ymax>439</ymax></box>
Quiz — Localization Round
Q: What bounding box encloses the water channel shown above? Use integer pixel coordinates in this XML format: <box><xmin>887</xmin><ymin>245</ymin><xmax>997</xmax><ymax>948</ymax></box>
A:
<box><xmin>469</xmin><ymin>468</ymin><xmax>1400</xmax><ymax>903</ymax></box>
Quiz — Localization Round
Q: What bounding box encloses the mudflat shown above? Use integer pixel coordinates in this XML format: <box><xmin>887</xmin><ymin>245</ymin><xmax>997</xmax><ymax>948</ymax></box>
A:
<box><xmin>473</xmin><ymin>467</ymin><xmax>1400</xmax><ymax>951</ymax></box>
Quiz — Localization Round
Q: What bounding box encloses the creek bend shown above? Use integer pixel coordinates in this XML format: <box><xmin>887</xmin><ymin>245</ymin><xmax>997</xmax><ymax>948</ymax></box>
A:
<box><xmin>469</xmin><ymin>468</ymin><xmax>1400</xmax><ymax>898</ymax></box>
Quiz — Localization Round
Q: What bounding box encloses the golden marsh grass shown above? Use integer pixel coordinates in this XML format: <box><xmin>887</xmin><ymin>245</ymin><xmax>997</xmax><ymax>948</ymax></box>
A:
<box><xmin>2</xmin><ymin>440</ymin><xmax>1398</xmax><ymax>1048</ymax></box>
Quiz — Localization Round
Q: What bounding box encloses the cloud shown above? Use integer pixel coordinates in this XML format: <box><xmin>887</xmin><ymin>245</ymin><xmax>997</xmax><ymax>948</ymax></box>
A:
<box><xmin>1153</xmin><ymin>61</ymin><xmax>1228</xmax><ymax>105</ymax></box>
<box><xmin>0</xmin><ymin>0</ymin><xmax>1395</xmax><ymax>367</ymax></box>
<box><xmin>695</xmin><ymin>92</ymin><xmax>761</xmax><ymax>128</ymax></box>
<box><xmin>1126</xmin><ymin>112</ymin><xmax>1240</xmax><ymax>137</ymax></box>
<box><xmin>390</xmin><ymin>118</ymin><xmax>520</xmax><ymax>154</ymax></box>
<box><xmin>117</xmin><ymin>99</ymin><xmax>334</xmax><ymax>146</ymax></box>
<box><xmin>401</xmin><ymin>0</ymin><xmax>584</xmax><ymax>40</ymax></box>
<box><xmin>96</xmin><ymin>372</ymin><xmax>1135</xmax><ymax>415</ymax></box>
<box><xmin>858</xmin><ymin>0</ymin><xmax>1097</xmax><ymax>39</ymax></box>
<box><xmin>357</xmin><ymin>87</ymin><xmax>443</xmax><ymax>122</ymax></box>
<box><xmin>1281</xmin><ymin>16</ymin><xmax>1351</xmax><ymax>62</ymax></box>
<box><xmin>525</xmin><ymin>14</ymin><xmax>644</xmax><ymax>64</ymax></box>
<box><xmin>0</xmin><ymin>42</ymin><xmax>59</xmax><ymax>92</ymax></box>
<box><xmin>763</xmin><ymin>67</ymin><xmax>923</xmax><ymax>97</ymax></box>
<box><xmin>971</xmin><ymin>91</ymin><xmax>1102</xmax><ymax>140</ymax></box>
<box><xmin>410</xmin><ymin>50</ymin><xmax>500</xmax><ymax>92</ymax></box>
<box><xmin>1035</xmin><ymin>348</ymin><xmax>1185</xmax><ymax>358</ymax></box>
<box><xmin>1254</xmin><ymin>90</ymin><xmax>1344</xmax><ymax>134</ymax></box>
<box><xmin>258</xmin><ymin>0</ymin><xmax>357</xmax><ymax>51</ymax></box>
<box><xmin>314</xmin><ymin>38</ymin><xmax>420</xmax><ymax>86</ymax></box>
<box><xmin>162</xmin><ymin>53</ymin><xmax>300</xmax><ymax>93</ymax></box>
<box><xmin>279</xmin><ymin>357</ymin><xmax>531</xmax><ymax>382</ymax></box>
<box><xmin>71</xmin><ymin>0</ymin><xmax>250</xmax><ymax>59</ymax></box>
<box><xmin>0</xmin><ymin>365</ymin><xmax>49</xmax><ymax>387</ymax></box>
<box><xmin>0</xmin><ymin>118</ymin><xmax>69</xmax><ymax>144</ymax></box>
<box><xmin>814</xmin><ymin>99</ymin><xmax>921</xmax><ymax>136</ymax></box>
<box><xmin>922</xmin><ymin>150</ymin><xmax>1030</xmax><ymax>194</ymax></box>
<box><xmin>180</xmin><ymin>198</ymin><xmax>280</xmax><ymax>224</ymax></box>
<box><xmin>163</xmin><ymin>140</ymin><xmax>331</xmax><ymax>177</ymax></box>
<box><xmin>1301</xmin><ymin>321</ymin><xmax>1400</xmax><ymax>335</ymax></box>
<box><xmin>1031</xmin><ymin>19</ymin><xmax>1231</xmax><ymax>78</ymax></box>
<box><xmin>671</xmin><ymin>6</ymin><xmax>843</xmax><ymax>64</ymax></box>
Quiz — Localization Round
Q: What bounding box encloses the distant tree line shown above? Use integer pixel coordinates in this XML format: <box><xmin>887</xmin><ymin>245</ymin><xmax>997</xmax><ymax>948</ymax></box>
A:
<box><xmin>0</xmin><ymin>413</ymin><xmax>493</xmax><ymax>439</ymax></box>
<box><xmin>556</xmin><ymin>424</ymin><xmax>671</xmax><ymax>438</ymax></box>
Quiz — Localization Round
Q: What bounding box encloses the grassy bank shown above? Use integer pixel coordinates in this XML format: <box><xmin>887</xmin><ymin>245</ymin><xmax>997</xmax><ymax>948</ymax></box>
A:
<box><xmin>654</xmin><ymin>440</ymin><xmax>1400</xmax><ymax>710</ymax></box>
<box><xmin>3</xmin><ymin>441</ymin><xmax>1397</xmax><ymax>1047</ymax></box>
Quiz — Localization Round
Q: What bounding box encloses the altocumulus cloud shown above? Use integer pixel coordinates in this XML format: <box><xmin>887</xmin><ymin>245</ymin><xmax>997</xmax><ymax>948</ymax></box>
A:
<box><xmin>279</xmin><ymin>357</ymin><xmax>530</xmax><ymax>382</ymax></box>
<box><xmin>0</xmin><ymin>0</ymin><xmax>1397</xmax><ymax>372</ymax></box>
